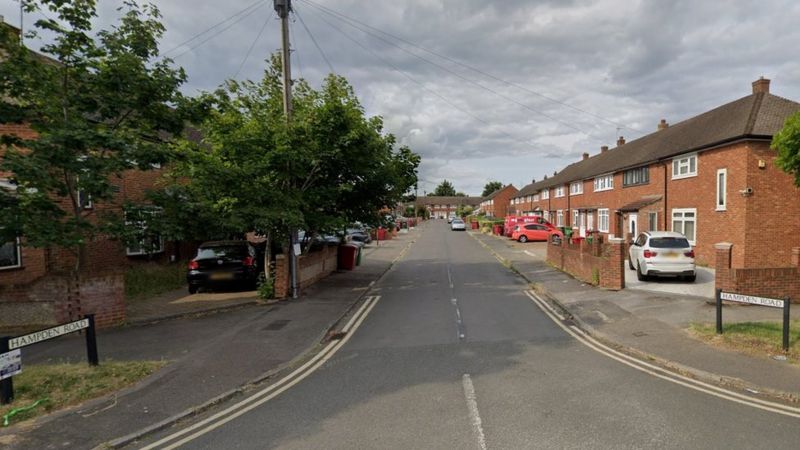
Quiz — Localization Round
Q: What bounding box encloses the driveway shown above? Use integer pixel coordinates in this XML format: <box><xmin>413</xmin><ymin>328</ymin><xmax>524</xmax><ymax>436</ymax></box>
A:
<box><xmin>624</xmin><ymin>261</ymin><xmax>715</xmax><ymax>299</ymax></box>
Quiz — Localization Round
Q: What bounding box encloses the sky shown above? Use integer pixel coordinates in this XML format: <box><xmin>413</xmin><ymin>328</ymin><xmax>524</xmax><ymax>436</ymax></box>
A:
<box><xmin>3</xmin><ymin>0</ymin><xmax>800</xmax><ymax>196</ymax></box>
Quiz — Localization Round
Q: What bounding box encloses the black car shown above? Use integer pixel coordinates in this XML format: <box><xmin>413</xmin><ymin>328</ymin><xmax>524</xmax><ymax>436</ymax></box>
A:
<box><xmin>187</xmin><ymin>241</ymin><xmax>261</xmax><ymax>294</ymax></box>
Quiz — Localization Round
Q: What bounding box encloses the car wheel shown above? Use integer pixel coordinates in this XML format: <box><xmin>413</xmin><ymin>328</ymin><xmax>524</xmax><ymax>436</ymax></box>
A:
<box><xmin>188</xmin><ymin>285</ymin><xmax>198</xmax><ymax>294</ymax></box>
<box><xmin>518</xmin><ymin>235</ymin><xmax>528</xmax><ymax>243</ymax></box>
<box><xmin>685</xmin><ymin>274</ymin><xmax>696</xmax><ymax>282</ymax></box>
<box><xmin>636</xmin><ymin>262</ymin><xmax>647</xmax><ymax>281</ymax></box>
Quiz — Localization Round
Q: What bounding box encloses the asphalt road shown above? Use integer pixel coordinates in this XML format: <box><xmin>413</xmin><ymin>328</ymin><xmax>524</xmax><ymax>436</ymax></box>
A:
<box><xmin>157</xmin><ymin>221</ymin><xmax>800</xmax><ymax>449</ymax></box>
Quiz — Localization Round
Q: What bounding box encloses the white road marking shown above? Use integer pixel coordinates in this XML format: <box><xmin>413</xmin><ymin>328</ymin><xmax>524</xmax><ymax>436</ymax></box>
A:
<box><xmin>447</xmin><ymin>265</ymin><xmax>454</xmax><ymax>288</ymax></box>
<box><xmin>462</xmin><ymin>374</ymin><xmax>488</xmax><ymax>450</ymax></box>
<box><xmin>141</xmin><ymin>296</ymin><xmax>381</xmax><ymax>449</ymax></box>
<box><xmin>523</xmin><ymin>290</ymin><xmax>800</xmax><ymax>419</ymax></box>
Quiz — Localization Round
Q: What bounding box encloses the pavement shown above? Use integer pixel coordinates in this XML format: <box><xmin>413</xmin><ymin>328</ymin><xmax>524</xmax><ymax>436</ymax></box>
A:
<box><xmin>469</xmin><ymin>231</ymin><xmax>800</xmax><ymax>401</ymax></box>
<box><xmin>0</xmin><ymin>228</ymin><xmax>419</xmax><ymax>449</ymax></box>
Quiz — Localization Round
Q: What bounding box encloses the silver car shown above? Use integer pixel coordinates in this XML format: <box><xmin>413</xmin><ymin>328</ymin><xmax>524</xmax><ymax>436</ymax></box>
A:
<box><xmin>451</xmin><ymin>218</ymin><xmax>466</xmax><ymax>231</ymax></box>
<box><xmin>628</xmin><ymin>231</ymin><xmax>696</xmax><ymax>282</ymax></box>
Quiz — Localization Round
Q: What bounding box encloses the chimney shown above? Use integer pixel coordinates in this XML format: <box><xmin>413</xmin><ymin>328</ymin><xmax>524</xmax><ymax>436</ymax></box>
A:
<box><xmin>601</xmin><ymin>145</ymin><xmax>609</xmax><ymax>153</ymax></box>
<box><xmin>582</xmin><ymin>152</ymin><xmax>589</xmax><ymax>161</ymax></box>
<box><xmin>553</xmin><ymin>171</ymin><xmax>558</xmax><ymax>176</ymax></box>
<box><xmin>544</xmin><ymin>174</ymin><xmax>548</xmax><ymax>180</ymax></box>
<box><xmin>531</xmin><ymin>178</ymin><xmax>536</xmax><ymax>184</ymax></box>
<box><xmin>657</xmin><ymin>119</ymin><xmax>669</xmax><ymax>131</ymax></box>
<box><xmin>752</xmin><ymin>77</ymin><xmax>770</xmax><ymax>94</ymax></box>
<box><xmin>616</xmin><ymin>136</ymin><xmax>625</xmax><ymax>147</ymax></box>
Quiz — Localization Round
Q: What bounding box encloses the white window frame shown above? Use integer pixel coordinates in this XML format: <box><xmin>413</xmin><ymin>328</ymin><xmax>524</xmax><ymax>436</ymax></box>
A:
<box><xmin>556</xmin><ymin>210</ymin><xmax>564</xmax><ymax>227</ymax></box>
<box><xmin>716</xmin><ymin>168</ymin><xmax>727</xmax><ymax>211</ymax></box>
<box><xmin>533</xmin><ymin>193</ymin><xmax>540</xmax><ymax>201</ymax></box>
<box><xmin>126</xmin><ymin>210</ymin><xmax>165</xmax><ymax>256</ymax></box>
<box><xmin>671</xmin><ymin>208</ymin><xmax>697</xmax><ymax>245</ymax></box>
<box><xmin>672</xmin><ymin>153</ymin><xmax>698</xmax><ymax>180</ymax></box>
<box><xmin>0</xmin><ymin>237</ymin><xmax>22</xmax><ymax>270</ymax></box>
<box><xmin>598</xmin><ymin>209</ymin><xmax>610</xmax><ymax>232</ymax></box>
<box><xmin>555</xmin><ymin>186</ymin><xmax>565</xmax><ymax>198</ymax></box>
<box><xmin>541</xmin><ymin>189</ymin><xmax>550</xmax><ymax>200</ymax></box>
<box><xmin>572</xmin><ymin>209</ymin><xmax>579</xmax><ymax>227</ymax></box>
<box><xmin>648</xmin><ymin>212</ymin><xmax>658</xmax><ymax>232</ymax></box>
<box><xmin>569</xmin><ymin>181</ymin><xmax>583</xmax><ymax>195</ymax></box>
<box><xmin>593</xmin><ymin>174</ymin><xmax>614</xmax><ymax>192</ymax></box>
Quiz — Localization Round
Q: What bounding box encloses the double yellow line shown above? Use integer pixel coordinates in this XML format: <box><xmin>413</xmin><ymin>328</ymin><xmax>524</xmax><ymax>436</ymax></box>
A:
<box><xmin>141</xmin><ymin>295</ymin><xmax>382</xmax><ymax>449</ymax></box>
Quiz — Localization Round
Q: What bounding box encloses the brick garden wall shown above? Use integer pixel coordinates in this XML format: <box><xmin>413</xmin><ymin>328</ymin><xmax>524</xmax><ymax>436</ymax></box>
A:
<box><xmin>715</xmin><ymin>243</ymin><xmax>800</xmax><ymax>303</ymax></box>
<box><xmin>546</xmin><ymin>233</ymin><xmax>625</xmax><ymax>290</ymax></box>
<box><xmin>274</xmin><ymin>245</ymin><xmax>340</xmax><ymax>299</ymax></box>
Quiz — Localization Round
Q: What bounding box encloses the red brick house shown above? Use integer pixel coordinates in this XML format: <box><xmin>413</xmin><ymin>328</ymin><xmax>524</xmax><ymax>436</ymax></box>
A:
<box><xmin>416</xmin><ymin>196</ymin><xmax>482</xmax><ymax>219</ymax></box>
<box><xmin>518</xmin><ymin>78</ymin><xmax>800</xmax><ymax>267</ymax></box>
<box><xmin>479</xmin><ymin>184</ymin><xmax>518</xmax><ymax>218</ymax></box>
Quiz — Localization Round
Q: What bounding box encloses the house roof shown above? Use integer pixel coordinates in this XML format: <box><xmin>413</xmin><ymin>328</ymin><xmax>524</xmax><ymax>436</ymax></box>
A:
<box><xmin>528</xmin><ymin>85</ymin><xmax>800</xmax><ymax>191</ymax></box>
<box><xmin>416</xmin><ymin>196</ymin><xmax>482</xmax><ymax>206</ymax></box>
<box><xmin>483</xmin><ymin>184</ymin><xmax>517</xmax><ymax>201</ymax></box>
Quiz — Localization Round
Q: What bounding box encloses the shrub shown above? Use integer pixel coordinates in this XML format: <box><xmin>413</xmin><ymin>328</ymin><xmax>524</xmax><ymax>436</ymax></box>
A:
<box><xmin>125</xmin><ymin>262</ymin><xmax>187</xmax><ymax>300</ymax></box>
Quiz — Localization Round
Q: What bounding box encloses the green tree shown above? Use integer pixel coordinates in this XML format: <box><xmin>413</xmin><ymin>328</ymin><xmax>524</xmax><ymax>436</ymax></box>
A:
<box><xmin>456</xmin><ymin>205</ymin><xmax>474</xmax><ymax>218</ymax></box>
<box><xmin>773</xmin><ymin>111</ymin><xmax>800</xmax><ymax>186</ymax></box>
<box><xmin>153</xmin><ymin>56</ymin><xmax>419</xmax><ymax>266</ymax></box>
<box><xmin>481</xmin><ymin>181</ymin><xmax>503</xmax><ymax>197</ymax></box>
<box><xmin>0</xmin><ymin>2</ymin><xmax>188</xmax><ymax>284</ymax></box>
<box><xmin>433</xmin><ymin>180</ymin><xmax>456</xmax><ymax>196</ymax></box>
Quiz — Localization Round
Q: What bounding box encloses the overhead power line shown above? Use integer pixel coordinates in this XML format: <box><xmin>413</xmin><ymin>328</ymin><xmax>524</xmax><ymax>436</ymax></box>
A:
<box><xmin>298</xmin><ymin>4</ymin><xmax>539</xmax><ymax>151</ymax></box>
<box><xmin>297</xmin><ymin>0</ymin><xmax>604</xmax><ymax>142</ymax></box>
<box><xmin>232</xmin><ymin>9</ymin><xmax>275</xmax><ymax>79</ymax></box>
<box><xmin>293</xmin><ymin>7</ymin><xmax>335</xmax><ymax>75</ymax></box>
<box><xmin>163</xmin><ymin>0</ymin><xmax>266</xmax><ymax>59</ymax></box>
<box><xmin>299</xmin><ymin>0</ymin><xmax>646</xmax><ymax>138</ymax></box>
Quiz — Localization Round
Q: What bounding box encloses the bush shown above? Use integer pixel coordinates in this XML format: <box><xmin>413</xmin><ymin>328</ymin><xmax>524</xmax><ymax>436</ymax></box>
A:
<box><xmin>257</xmin><ymin>276</ymin><xmax>274</xmax><ymax>300</ymax></box>
<box><xmin>125</xmin><ymin>262</ymin><xmax>187</xmax><ymax>300</ymax></box>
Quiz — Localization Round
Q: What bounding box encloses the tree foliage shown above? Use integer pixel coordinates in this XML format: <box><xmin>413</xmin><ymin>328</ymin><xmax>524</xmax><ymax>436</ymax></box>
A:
<box><xmin>773</xmin><ymin>111</ymin><xmax>800</xmax><ymax>187</ymax></box>
<box><xmin>481</xmin><ymin>181</ymin><xmax>503</xmax><ymax>197</ymax></box>
<box><xmin>433</xmin><ymin>180</ymin><xmax>456</xmax><ymax>196</ymax></box>
<box><xmin>152</xmin><ymin>55</ymin><xmax>420</xmax><ymax>249</ymax></box>
<box><xmin>0</xmin><ymin>0</ymin><xmax>188</xmax><ymax>268</ymax></box>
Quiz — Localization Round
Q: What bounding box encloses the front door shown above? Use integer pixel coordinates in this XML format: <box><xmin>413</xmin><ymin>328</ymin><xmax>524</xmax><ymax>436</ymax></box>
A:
<box><xmin>629</xmin><ymin>213</ymin><xmax>638</xmax><ymax>241</ymax></box>
<box><xmin>579</xmin><ymin>212</ymin><xmax>587</xmax><ymax>237</ymax></box>
<box><xmin>587</xmin><ymin>212</ymin><xmax>594</xmax><ymax>233</ymax></box>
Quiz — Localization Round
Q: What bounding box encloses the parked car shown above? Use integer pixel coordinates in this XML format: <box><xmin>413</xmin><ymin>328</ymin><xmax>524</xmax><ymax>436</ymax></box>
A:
<box><xmin>628</xmin><ymin>231</ymin><xmax>696</xmax><ymax>282</ymax></box>
<box><xmin>447</xmin><ymin>213</ymin><xmax>456</xmax><ymax>223</ymax></box>
<box><xmin>187</xmin><ymin>241</ymin><xmax>262</xmax><ymax>294</ymax></box>
<box><xmin>451</xmin><ymin>218</ymin><xmax>466</xmax><ymax>231</ymax></box>
<box><xmin>347</xmin><ymin>228</ymin><xmax>372</xmax><ymax>244</ymax></box>
<box><xmin>511</xmin><ymin>223</ymin><xmax>563</xmax><ymax>242</ymax></box>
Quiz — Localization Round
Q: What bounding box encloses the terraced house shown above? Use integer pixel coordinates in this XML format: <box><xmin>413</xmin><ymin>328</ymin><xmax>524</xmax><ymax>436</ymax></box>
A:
<box><xmin>509</xmin><ymin>78</ymin><xmax>800</xmax><ymax>267</ymax></box>
<box><xmin>478</xmin><ymin>184</ymin><xmax>518</xmax><ymax>218</ymax></box>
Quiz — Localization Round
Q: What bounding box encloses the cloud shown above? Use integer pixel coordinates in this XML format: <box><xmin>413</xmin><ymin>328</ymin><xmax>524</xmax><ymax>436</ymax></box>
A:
<box><xmin>4</xmin><ymin>0</ymin><xmax>799</xmax><ymax>196</ymax></box>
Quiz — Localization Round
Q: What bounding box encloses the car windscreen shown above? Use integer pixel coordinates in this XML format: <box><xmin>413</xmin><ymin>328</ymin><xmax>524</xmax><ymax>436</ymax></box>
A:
<box><xmin>196</xmin><ymin>245</ymin><xmax>248</xmax><ymax>260</ymax></box>
<box><xmin>649</xmin><ymin>237</ymin><xmax>690</xmax><ymax>248</ymax></box>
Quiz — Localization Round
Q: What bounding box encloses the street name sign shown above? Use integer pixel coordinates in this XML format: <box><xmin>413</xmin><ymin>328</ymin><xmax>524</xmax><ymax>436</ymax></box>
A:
<box><xmin>8</xmin><ymin>318</ymin><xmax>89</xmax><ymax>350</ymax></box>
<box><xmin>720</xmin><ymin>292</ymin><xmax>784</xmax><ymax>308</ymax></box>
<box><xmin>0</xmin><ymin>350</ymin><xmax>22</xmax><ymax>381</ymax></box>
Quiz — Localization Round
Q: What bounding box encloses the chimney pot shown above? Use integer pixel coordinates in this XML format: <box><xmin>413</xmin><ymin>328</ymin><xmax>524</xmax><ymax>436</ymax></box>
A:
<box><xmin>658</xmin><ymin>119</ymin><xmax>669</xmax><ymax>131</ymax></box>
<box><xmin>582</xmin><ymin>152</ymin><xmax>589</xmax><ymax>160</ymax></box>
<box><xmin>601</xmin><ymin>145</ymin><xmax>609</xmax><ymax>153</ymax></box>
<box><xmin>531</xmin><ymin>178</ymin><xmax>536</xmax><ymax>184</ymax></box>
<box><xmin>752</xmin><ymin>77</ymin><xmax>770</xmax><ymax>94</ymax></box>
<box><xmin>553</xmin><ymin>171</ymin><xmax>558</xmax><ymax>176</ymax></box>
<box><xmin>616</xmin><ymin>136</ymin><xmax>625</xmax><ymax>147</ymax></box>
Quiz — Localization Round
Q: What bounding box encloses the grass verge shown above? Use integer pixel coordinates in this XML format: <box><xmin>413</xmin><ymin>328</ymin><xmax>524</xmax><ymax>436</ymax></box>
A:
<box><xmin>689</xmin><ymin>320</ymin><xmax>800</xmax><ymax>364</ymax></box>
<box><xmin>1</xmin><ymin>361</ymin><xmax>167</xmax><ymax>427</ymax></box>
<box><xmin>125</xmin><ymin>262</ymin><xmax>187</xmax><ymax>301</ymax></box>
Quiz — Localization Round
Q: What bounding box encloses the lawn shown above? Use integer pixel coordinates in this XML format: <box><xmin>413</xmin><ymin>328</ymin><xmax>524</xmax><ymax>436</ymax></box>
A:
<box><xmin>1</xmin><ymin>361</ymin><xmax>167</xmax><ymax>427</ymax></box>
<box><xmin>125</xmin><ymin>262</ymin><xmax>187</xmax><ymax>301</ymax></box>
<box><xmin>689</xmin><ymin>320</ymin><xmax>800</xmax><ymax>364</ymax></box>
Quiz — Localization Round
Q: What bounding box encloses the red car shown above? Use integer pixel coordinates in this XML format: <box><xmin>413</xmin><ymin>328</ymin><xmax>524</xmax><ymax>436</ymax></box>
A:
<box><xmin>511</xmin><ymin>223</ymin><xmax>563</xmax><ymax>243</ymax></box>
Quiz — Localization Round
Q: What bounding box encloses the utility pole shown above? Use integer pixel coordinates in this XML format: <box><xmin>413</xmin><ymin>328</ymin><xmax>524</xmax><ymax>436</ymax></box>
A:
<box><xmin>274</xmin><ymin>0</ymin><xmax>298</xmax><ymax>298</ymax></box>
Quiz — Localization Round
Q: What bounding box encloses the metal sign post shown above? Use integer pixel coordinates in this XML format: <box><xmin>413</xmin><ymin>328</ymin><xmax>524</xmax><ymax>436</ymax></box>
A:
<box><xmin>1</xmin><ymin>337</ymin><xmax>13</xmax><ymax>405</ymax></box>
<box><xmin>716</xmin><ymin>289</ymin><xmax>791</xmax><ymax>351</ymax></box>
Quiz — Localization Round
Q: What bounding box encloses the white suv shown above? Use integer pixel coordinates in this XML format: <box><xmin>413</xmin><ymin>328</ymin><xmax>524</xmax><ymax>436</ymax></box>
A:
<box><xmin>628</xmin><ymin>231</ymin><xmax>696</xmax><ymax>282</ymax></box>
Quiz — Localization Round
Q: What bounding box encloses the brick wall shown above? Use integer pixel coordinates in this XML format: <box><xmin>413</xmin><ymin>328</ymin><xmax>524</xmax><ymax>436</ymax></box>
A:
<box><xmin>546</xmin><ymin>233</ymin><xmax>625</xmax><ymax>290</ymax></box>
<box><xmin>715</xmin><ymin>243</ymin><xmax>800</xmax><ymax>304</ymax></box>
<box><xmin>274</xmin><ymin>245</ymin><xmax>340</xmax><ymax>299</ymax></box>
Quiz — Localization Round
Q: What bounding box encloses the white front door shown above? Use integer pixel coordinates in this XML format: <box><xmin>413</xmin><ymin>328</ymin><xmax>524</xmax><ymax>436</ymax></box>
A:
<box><xmin>579</xmin><ymin>212</ymin><xmax>587</xmax><ymax>237</ymax></box>
<box><xmin>629</xmin><ymin>213</ymin><xmax>638</xmax><ymax>240</ymax></box>
<box><xmin>587</xmin><ymin>212</ymin><xmax>594</xmax><ymax>232</ymax></box>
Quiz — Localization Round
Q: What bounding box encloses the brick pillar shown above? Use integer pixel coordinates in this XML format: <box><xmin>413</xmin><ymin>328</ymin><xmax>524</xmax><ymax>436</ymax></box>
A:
<box><xmin>714</xmin><ymin>243</ymin><xmax>734</xmax><ymax>293</ymax></box>
<box><xmin>591</xmin><ymin>230</ymin><xmax>601</xmax><ymax>257</ymax></box>
<box><xmin>602</xmin><ymin>237</ymin><xmax>625</xmax><ymax>290</ymax></box>
<box><xmin>792</xmin><ymin>247</ymin><xmax>800</xmax><ymax>268</ymax></box>
<box><xmin>274</xmin><ymin>255</ymin><xmax>289</xmax><ymax>299</ymax></box>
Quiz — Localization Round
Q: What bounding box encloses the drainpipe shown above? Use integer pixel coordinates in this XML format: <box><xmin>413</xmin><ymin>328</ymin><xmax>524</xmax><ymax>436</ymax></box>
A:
<box><xmin>663</xmin><ymin>162</ymin><xmax>669</xmax><ymax>230</ymax></box>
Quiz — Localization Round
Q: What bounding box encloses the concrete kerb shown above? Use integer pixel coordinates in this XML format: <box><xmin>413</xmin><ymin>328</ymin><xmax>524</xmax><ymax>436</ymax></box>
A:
<box><xmin>102</xmin><ymin>232</ymin><xmax>420</xmax><ymax>449</ymax></box>
<box><xmin>124</xmin><ymin>300</ymin><xmax>265</xmax><ymax>328</ymax></box>
<box><xmin>466</xmin><ymin>231</ymin><xmax>800</xmax><ymax>406</ymax></box>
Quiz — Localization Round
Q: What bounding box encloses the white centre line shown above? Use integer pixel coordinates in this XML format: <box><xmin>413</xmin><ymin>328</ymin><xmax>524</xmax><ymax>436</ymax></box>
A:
<box><xmin>447</xmin><ymin>264</ymin><xmax>454</xmax><ymax>288</ymax></box>
<box><xmin>462</xmin><ymin>374</ymin><xmax>488</xmax><ymax>450</ymax></box>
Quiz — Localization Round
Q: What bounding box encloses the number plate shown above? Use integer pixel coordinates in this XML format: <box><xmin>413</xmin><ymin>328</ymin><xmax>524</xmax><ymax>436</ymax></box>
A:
<box><xmin>665</xmin><ymin>252</ymin><xmax>678</xmax><ymax>258</ymax></box>
<box><xmin>210</xmin><ymin>272</ymin><xmax>234</xmax><ymax>280</ymax></box>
